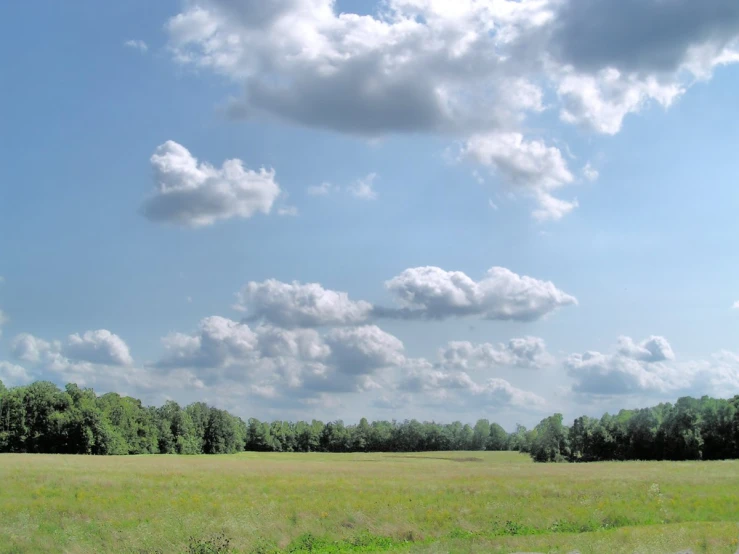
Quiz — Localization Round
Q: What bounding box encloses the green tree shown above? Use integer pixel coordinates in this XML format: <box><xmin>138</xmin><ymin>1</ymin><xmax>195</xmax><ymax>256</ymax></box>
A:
<box><xmin>530</xmin><ymin>414</ymin><xmax>570</xmax><ymax>462</ymax></box>
<box><xmin>487</xmin><ymin>422</ymin><xmax>508</xmax><ymax>451</ymax></box>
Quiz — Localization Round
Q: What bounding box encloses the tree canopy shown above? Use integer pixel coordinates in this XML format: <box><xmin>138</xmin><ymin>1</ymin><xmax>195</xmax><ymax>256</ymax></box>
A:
<box><xmin>1</xmin><ymin>379</ymin><xmax>738</xmax><ymax>461</ymax></box>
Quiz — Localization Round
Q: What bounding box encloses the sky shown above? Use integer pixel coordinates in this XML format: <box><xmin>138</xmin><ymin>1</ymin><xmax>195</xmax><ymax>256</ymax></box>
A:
<box><xmin>1</xmin><ymin>0</ymin><xmax>739</xmax><ymax>429</ymax></box>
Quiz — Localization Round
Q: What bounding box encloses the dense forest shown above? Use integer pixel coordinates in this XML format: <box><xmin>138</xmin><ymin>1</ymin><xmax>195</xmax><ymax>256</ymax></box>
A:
<box><xmin>1</xmin><ymin>380</ymin><xmax>738</xmax><ymax>462</ymax></box>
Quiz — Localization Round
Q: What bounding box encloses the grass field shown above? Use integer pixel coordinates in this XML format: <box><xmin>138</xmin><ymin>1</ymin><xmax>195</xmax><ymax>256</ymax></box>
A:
<box><xmin>1</xmin><ymin>452</ymin><xmax>739</xmax><ymax>553</ymax></box>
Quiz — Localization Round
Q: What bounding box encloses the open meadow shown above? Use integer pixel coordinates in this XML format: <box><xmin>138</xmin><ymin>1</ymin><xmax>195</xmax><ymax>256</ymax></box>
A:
<box><xmin>1</xmin><ymin>451</ymin><xmax>739</xmax><ymax>554</ymax></box>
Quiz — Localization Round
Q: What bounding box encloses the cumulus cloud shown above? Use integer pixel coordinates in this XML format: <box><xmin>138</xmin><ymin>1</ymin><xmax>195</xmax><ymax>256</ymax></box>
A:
<box><xmin>461</xmin><ymin>132</ymin><xmax>577</xmax><ymax>220</ymax></box>
<box><xmin>399</xmin><ymin>362</ymin><xmax>546</xmax><ymax>409</ymax></box>
<box><xmin>5</xmin><ymin>330</ymin><xmax>166</xmax><ymax>394</ymax></box>
<box><xmin>12</xmin><ymin>334</ymin><xmax>57</xmax><ymax>364</ymax></box>
<box><xmin>158</xmin><ymin>316</ymin><xmax>259</xmax><ymax>370</ymax></box>
<box><xmin>382</xmin><ymin>266</ymin><xmax>577</xmax><ymax>321</ymax></box>
<box><xmin>12</xmin><ymin>330</ymin><xmax>134</xmax><ymax>369</ymax></box>
<box><xmin>64</xmin><ymin>330</ymin><xmax>134</xmax><ymax>366</ymax></box>
<box><xmin>155</xmin><ymin>316</ymin><xmax>406</xmax><ymax>395</ymax></box>
<box><xmin>164</xmin><ymin>0</ymin><xmax>739</xmax><ymax>138</ymax></box>
<box><xmin>555</xmin><ymin>69</ymin><xmax>684</xmax><ymax>135</ymax></box>
<box><xmin>617</xmin><ymin>335</ymin><xmax>675</xmax><ymax>363</ymax></box>
<box><xmin>0</xmin><ymin>361</ymin><xmax>32</xmax><ymax>387</ymax></box>
<box><xmin>124</xmin><ymin>39</ymin><xmax>148</xmax><ymax>53</ymax></box>
<box><xmin>234</xmin><ymin>279</ymin><xmax>373</xmax><ymax>327</ymax></box>
<box><xmin>564</xmin><ymin>336</ymin><xmax>715</xmax><ymax>397</ymax></box>
<box><xmin>439</xmin><ymin>337</ymin><xmax>553</xmax><ymax>371</ymax></box>
<box><xmin>325</xmin><ymin>325</ymin><xmax>405</xmax><ymax>374</ymax></box>
<box><xmin>565</xmin><ymin>350</ymin><xmax>685</xmax><ymax>396</ymax></box>
<box><xmin>141</xmin><ymin>140</ymin><xmax>281</xmax><ymax>227</ymax></box>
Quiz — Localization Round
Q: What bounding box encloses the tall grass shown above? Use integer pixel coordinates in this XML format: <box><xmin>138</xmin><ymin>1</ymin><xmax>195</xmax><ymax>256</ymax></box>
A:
<box><xmin>1</xmin><ymin>451</ymin><xmax>738</xmax><ymax>553</ymax></box>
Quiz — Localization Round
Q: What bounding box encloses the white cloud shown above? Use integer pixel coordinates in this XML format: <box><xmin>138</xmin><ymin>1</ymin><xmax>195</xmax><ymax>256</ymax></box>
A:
<box><xmin>439</xmin><ymin>336</ymin><xmax>553</xmax><ymax>370</ymax></box>
<box><xmin>582</xmin><ymin>163</ymin><xmax>599</xmax><ymax>182</ymax></box>
<box><xmin>383</xmin><ymin>265</ymin><xmax>577</xmax><ymax>321</ymax></box>
<box><xmin>308</xmin><ymin>175</ymin><xmax>377</xmax><ymax>199</ymax></box>
<box><xmin>563</xmin><ymin>335</ymin><xmax>738</xmax><ymax>398</ymax></box>
<box><xmin>11</xmin><ymin>334</ymin><xmax>55</xmax><ymax>364</ymax></box>
<box><xmin>64</xmin><ymin>330</ymin><xmax>134</xmax><ymax>367</ymax></box>
<box><xmin>0</xmin><ymin>361</ymin><xmax>32</xmax><ymax>387</ymax></box>
<box><xmin>462</xmin><ymin>132</ymin><xmax>577</xmax><ymax>220</ymax></box>
<box><xmin>234</xmin><ymin>279</ymin><xmax>373</xmax><ymax>327</ymax></box>
<box><xmin>732</xmin><ymin>301</ymin><xmax>739</xmax><ymax>310</ymax></box>
<box><xmin>12</xmin><ymin>330</ymin><xmax>133</xmax><ymax>368</ymax></box>
<box><xmin>277</xmin><ymin>205</ymin><xmax>299</xmax><ymax>216</ymax></box>
<box><xmin>307</xmin><ymin>182</ymin><xmax>339</xmax><ymax>196</ymax></box>
<box><xmin>616</xmin><ymin>335</ymin><xmax>675</xmax><ymax>363</ymax></box>
<box><xmin>7</xmin><ymin>330</ymin><xmax>165</xmax><ymax>393</ymax></box>
<box><xmin>163</xmin><ymin>0</ymin><xmax>739</xmax><ymax>139</ymax></box>
<box><xmin>124</xmin><ymin>39</ymin><xmax>148</xmax><ymax>53</ymax></box>
<box><xmin>141</xmin><ymin>140</ymin><xmax>281</xmax><ymax>227</ymax></box>
<box><xmin>154</xmin><ymin>316</ymin><xmax>407</xmax><ymax>396</ymax></box>
<box><xmin>325</xmin><ymin>325</ymin><xmax>406</xmax><ymax>374</ymax></box>
<box><xmin>556</xmin><ymin>69</ymin><xmax>684</xmax><ymax>135</ymax></box>
<box><xmin>565</xmin><ymin>350</ymin><xmax>685</xmax><ymax>396</ymax></box>
<box><xmin>399</xmin><ymin>362</ymin><xmax>546</xmax><ymax>409</ymax></box>
<box><xmin>158</xmin><ymin>316</ymin><xmax>259</xmax><ymax>371</ymax></box>
<box><xmin>347</xmin><ymin>173</ymin><xmax>378</xmax><ymax>200</ymax></box>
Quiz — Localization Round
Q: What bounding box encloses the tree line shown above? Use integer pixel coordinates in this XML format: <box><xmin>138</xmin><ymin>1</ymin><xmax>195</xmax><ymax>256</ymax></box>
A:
<box><xmin>1</xmin><ymin>380</ymin><xmax>738</xmax><ymax>461</ymax></box>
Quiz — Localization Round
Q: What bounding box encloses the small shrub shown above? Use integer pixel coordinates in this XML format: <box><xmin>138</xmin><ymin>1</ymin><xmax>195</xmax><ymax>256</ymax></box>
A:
<box><xmin>187</xmin><ymin>532</ymin><xmax>232</xmax><ymax>554</ymax></box>
<box><xmin>250</xmin><ymin>537</ymin><xmax>279</xmax><ymax>554</ymax></box>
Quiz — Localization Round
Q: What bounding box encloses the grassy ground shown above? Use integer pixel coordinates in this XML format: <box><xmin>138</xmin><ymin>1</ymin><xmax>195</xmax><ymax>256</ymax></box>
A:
<box><xmin>1</xmin><ymin>451</ymin><xmax>738</xmax><ymax>553</ymax></box>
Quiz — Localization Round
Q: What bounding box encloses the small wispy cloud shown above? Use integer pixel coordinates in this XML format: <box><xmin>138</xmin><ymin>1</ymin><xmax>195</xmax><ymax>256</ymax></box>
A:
<box><xmin>124</xmin><ymin>39</ymin><xmax>148</xmax><ymax>53</ymax></box>
<box><xmin>308</xmin><ymin>174</ymin><xmax>378</xmax><ymax>200</ymax></box>
<box><xmin>307</xmin><ymin>182</ymin><xmax>338</xmax><ymax>196</ymax></box>
<box><xmin>348</xmin><ymin>173</ymin><xmax>378</xmax><ymax>200</ymax></box>
<box><xmin>732</xmin><ymin>301</ymin><xmax>739</xmax><ymax>310</ymax></box>
<box><xmin>278</xmin><ymin>206</ymin><xmax>299</xmax><ymax>217</ymax></box>
<box><xmin>582</xmin><ymin>163</ymin><xmax>599</xmax><ymax>182</ymax></box>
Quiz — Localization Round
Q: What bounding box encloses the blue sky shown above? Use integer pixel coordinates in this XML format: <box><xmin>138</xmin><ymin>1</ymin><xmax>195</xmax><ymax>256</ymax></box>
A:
<box><xmin>1</xmin><ymin>0</ymin><xmax>739</xmax><ymax>428</ymax></box>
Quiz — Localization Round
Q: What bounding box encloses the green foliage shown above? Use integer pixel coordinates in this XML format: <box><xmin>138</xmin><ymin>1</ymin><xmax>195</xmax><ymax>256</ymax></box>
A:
<box><xmin>285</xmin><ymin>532</ymin><xmax>400</xmax><ymax>553</ymax></box>
<box><xmin>187</xmin><ymin>532</ymin><xmax>232</xmax><ymax>554</ymax></box>
<box><xmin>2</xmin><ymin>380</ymin><xmax>739</xmax><ymax>462</ymax></box>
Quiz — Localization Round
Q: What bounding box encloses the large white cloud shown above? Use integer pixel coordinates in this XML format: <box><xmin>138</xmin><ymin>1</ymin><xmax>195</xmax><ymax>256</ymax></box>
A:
<box><xmin>141</xmin><ymin>140</ymin><xmax>281</xmax><ymax>227</ymax></box>
<box><xmin>439</xmin><ymin>336</ymin><xmax>553</xmax><ymax>370</ymax></box>
<box><xmin>165</xmin><ymin>0</ymin><xmax>739</xmax><ymax>138</ymax></box>
<box><xmin>565</xmin><ymin>350</ymin><xmax>685</xmax><ymax>396</ymax></box>
<box><xmin>564</xmin><ymin>335</ymin><xmax>739</xmax><ymax>397</ymax></box>
<box><xmin>234</xmin><ymin>279</ymin><xmax>374</xmax><ymax>327</ymax></box>
<box><xmin>383</xmin><ymin>266</ymin><xmax>577</xmax><ymax>321</ymax></box>
<box><xmin>162</xmin><ymin>0</ymin><xmax>739</xmax><ymax>220</ymax></box>
<box><xmin>155</xmin><ymin>317</ymin><xmax>405</xmax><ymax>394</ymax></box>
